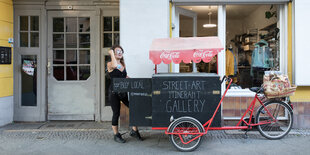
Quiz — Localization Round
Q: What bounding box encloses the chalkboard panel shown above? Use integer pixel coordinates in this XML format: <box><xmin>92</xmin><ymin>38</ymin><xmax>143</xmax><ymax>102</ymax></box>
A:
<box><xmin>152</xmin><ymin>73</ymin><xmax>221</xmax><ymax>127</ymax></box>
<box><xmin>129</xmin><ymin>92</ymin><xmax>152</xmax><ymax>126</ymax></box>
<box><xmin>112</xmin><ymin>78</ymin><xmax>152</xmax><ymax>93</ymax></box>
<box><xmin>112</xmin><ymin>78</ymin><xmax>152</xmax><ymax>126</ymax></box>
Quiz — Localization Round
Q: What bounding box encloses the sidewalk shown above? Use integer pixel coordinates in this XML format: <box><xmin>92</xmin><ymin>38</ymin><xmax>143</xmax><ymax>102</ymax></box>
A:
<box><xmin>1</xmin><ymin>121</ymin><xmax>310</xmax><ymax>154</ymax></box>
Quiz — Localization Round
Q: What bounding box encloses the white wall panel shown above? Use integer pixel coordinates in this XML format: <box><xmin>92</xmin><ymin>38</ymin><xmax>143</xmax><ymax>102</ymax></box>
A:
<box><xmin>295</xmin><ymin>0</ymin><xmax>310</xmax><ymax>85</ymax></box>
<box><xmin>120</xmin><ymin>0</ymin><xmax>170</xmax><ymax>77</ymax></box>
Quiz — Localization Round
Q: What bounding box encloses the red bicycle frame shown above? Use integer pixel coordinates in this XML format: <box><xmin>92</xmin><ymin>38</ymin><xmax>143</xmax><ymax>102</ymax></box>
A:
<box><xmin>162</xmin><ymin>77</ymin><xmax>281</xmax><ymax>144</ymax></box>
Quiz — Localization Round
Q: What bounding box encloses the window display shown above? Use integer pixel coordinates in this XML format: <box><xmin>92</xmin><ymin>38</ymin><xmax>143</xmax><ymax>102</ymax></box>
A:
<box><xmin>226</xmin><ymin>5</ymin><xmax>280</xmax><ymax>89</ymax></box>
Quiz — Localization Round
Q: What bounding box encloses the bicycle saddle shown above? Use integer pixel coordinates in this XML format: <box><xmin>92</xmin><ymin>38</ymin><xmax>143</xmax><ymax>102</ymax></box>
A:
<box><xmin>250</xmin><ymin>87</ymin><xmax>264</xmax><ymax>93</ymax></box>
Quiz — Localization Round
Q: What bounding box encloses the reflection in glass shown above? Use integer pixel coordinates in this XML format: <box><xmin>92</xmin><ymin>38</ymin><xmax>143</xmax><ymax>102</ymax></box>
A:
<box><xmin>66</xmin><ymin>17</ymin><xmax>77</xmax><ymax>32</ymax></box>
<box><xmin>79</xmin><ymin>34</ymin><xmax>90</xmax><ymax>48</ymax></box>
<box><xmin>79</xmin><ymin>66</ymin><xmax>90</xmax><ymax>80</ymax></box>
<box><xmin>20</xmin><ymin>32</ymin><xmax>28</xmax><ymax>47</ymax></box>
<box><xmin>30</xmin><ymin>32</ymin><xmax>39</xmax><ymax>47</ymax></box>
<box><xmin>66</xmin><ymin>34</ymin><xmax>77</xmax><ymax>48</ymax></box>
<box><xmin>21</xmin><ymin>55</ymin><xmax>37</xmax><ymax>106</ymax></box>
<box><xmin>79</xmin><ymin>50</ymin><xmax>90</xmax><ymax>64</ymax></box>
<box><xmin>79</xmin><ymin>17</ymin><xmax>90</xmax><ymax>32</ymax></box>
<box><xmin>53</xmin><ymin>18</ymin><xmax>64</xmax><ymax>32</ymax></box>
<box><xmin>53</xmin><ymin>50</ymin><xmax>64</xmax><ymax>64</ymax></box>
<box><xmin>53</xmin><ymin>66</ymin><xmax>64</xmax><ymax>81</ymax></box>
<box><xmin>114</xmin><ymin>33</ymin><xmax>119</xmax><ymax>45</ymax></box>
<box><xmin>114</xmin><ymin>17</ymin><xmax>119</xmax><ymax>31</ymax></box>
<box><xmin>66</xmin><ymin>66</ymin><xmax>77</xmax><ymax>80</ymax></box>
<box><xmin>53</xmin><ymin>34</ymin><xmax>64</xmax><ymax>48</ymax></box>
<box><xmin>103</xmin><ymin>17</ymin><xmax>112</xmax><ymax>31</ymax></box>
<box><xmin>103</xmin><ymin>33</ymin><xmax>112</xmax><ymax>47</ymax></box>
<box><xmin>30</xmin><ymin>16</ymin><xmax>39</xmax><ymax>31</ymax></box>
<box><xmin>66</xmin><ymin>50</ymin><xmax>77</xmax><ymax>64</ymax></box>
<box><xmin>20</xmin><ymin>16</ymin><xmax>28</xmax><ymax>31</ymax></box>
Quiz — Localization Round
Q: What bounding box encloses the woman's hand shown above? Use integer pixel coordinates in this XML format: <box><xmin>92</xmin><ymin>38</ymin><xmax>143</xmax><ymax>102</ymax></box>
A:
<box><xmin>108</xmin><ymin>49</ymin><xmax>114</xmax><ymax>56</ymax></box>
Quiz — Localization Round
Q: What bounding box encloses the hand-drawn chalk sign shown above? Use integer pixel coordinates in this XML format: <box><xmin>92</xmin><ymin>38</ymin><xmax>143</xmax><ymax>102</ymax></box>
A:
<box><xmin>151</xmin><ymin>73</ymin><xmax>221</xmax><ymax>127</ymax></box>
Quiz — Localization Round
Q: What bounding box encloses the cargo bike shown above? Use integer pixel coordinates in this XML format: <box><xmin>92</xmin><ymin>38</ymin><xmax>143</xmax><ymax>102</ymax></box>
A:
<box><xmin>112</xmin><ymin>37</ymin><xmax>294</xmax><ymax>152</ymax></box>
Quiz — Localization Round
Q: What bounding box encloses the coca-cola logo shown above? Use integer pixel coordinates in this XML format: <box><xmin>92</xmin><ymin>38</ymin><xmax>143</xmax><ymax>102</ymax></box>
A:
<box><xmin>160</xmin><ymin>51</ymin><xmax>180</xmax><ymax>59</ymax></box>
<box><xmin>193</xmin><ymin>50</ymin><xmax>214</xmax><ymax>58</ymax></box>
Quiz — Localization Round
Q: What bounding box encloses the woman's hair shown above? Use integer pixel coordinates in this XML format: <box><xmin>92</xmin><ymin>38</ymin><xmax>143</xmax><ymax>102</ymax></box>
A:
<box><xmin>111</xmin><ymin>45</ymin><xmax>125</xmax><ymax>67</ymax></box>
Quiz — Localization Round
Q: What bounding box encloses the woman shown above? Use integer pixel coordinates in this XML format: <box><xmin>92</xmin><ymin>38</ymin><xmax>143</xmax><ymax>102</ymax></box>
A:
<box><xmin>107</xmin><ymin>45</ymin><xmax>143</xmax><ymax>143</ymax></box>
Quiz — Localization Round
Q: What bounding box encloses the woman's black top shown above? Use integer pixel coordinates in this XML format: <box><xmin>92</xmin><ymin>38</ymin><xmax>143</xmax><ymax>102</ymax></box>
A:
<box><xmin>108</xmin><ymin>68</ymin><xmax>127</xmax><ymax>91</ymax></box>
<box><xmin>109</xmin><ymin>68</ymin><xmax>127</xmax><ymax>78</ymax></box>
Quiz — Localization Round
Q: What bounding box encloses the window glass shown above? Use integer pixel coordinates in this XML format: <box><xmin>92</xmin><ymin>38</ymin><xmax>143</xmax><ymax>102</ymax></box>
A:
<box><xmin>79</xmin><ymin>66</ymin><xmax>90</xmax><ymax>80</ymax></box>
<box><xmin>66</xmin><ymin>34</ymin><xmax>77</xmax><ymax>48</ymax></box>
<box><xmin>53</xmin><ymin>34</ymin><xmax>64</xmax><ymax>48</ymax></box>
<box><xmin>20</xmin><ymin>32</ymin><xmax>28</xmax><ymax>47</ymax></box>
<box><xmin>53</xmin><ymin>66</ymin><xmax>64</xmax><ymax>81</ymax></box>
<box><xmin>79</xmin><ymin>34</ymin><xmax>90</xmax><ymax>48</ymax></box>
<box><xmin>30</xmin><ymin>32</ymin><xmax>39</xmax><ymax>47</ymax></box>
<box><xmin>66</xmin><ymin>50</ymin><xmax>77</xmax><ymax>64</ymax></box>
<box><xmin>66</xmin><ymin>66</ymin><xmax>77</xmax><ymax>80</ymax></box>
<box><xmin>114</xmin><ymin>17</ymin><xmax>119</xmax><ymax>31</ymax></box>
<box><xmin>178</xmin><ymin>6</ymin><xmax>218</xmax><ymax>73</ymax></box>
<box><xmin>79</xmin><ymin>50</ymin><xmax>90</xmax><ymax>64</ymax></box>
<box><xmin>30</xmin><ymin>16</ymin><xmax>39</xmax><ymax>31</ymax></box>
<box><xmin>20</xmin><ymin>16</ymin><xmax>39</xmax><ymax>47</ymax></box>
<box><xmin>226</xmin><ymin>5</ymin><xmax>279</xmax><ymax>89</ymax></box>
<box><xmin>20</xmin><ymin>16</ymin><xmax>28</xmax><ymax>31</ymax></box>
<box><xmin>53</xmin><ymin>50</ymin><xmax>64</xmax><ymax>64</ymax></box>
<box><xmin>103</xmin><ymin>17</ymin><xmax>112</xmax><ymax>31</ymax></box>
<box><xmin>79</xmin><ymin>17</ymin><xmax>90</xmax><ymax>32</ymax></box>
<box><xmin>103</xmin><ymin>33</ymin><xmax>112</xmax><ymax>47</ymax></box>
<box><xmin>52</xmin><ymin>16</ymin><xmax>91</xmax><ymax>81</ymax></box>
<box><xmin>53</xmin><ymin>18</ymin><xmax>64</xmax><ymax>32</ymax></box>
<box><xmin>21</xmin><ymin>55</ymin><xmax>37</xmax><ymax>106</ymax></box>
<box><xmin>103</xmin><ymin>16</ymin><xmax>120</xmax><ymax>48</ymax></box>
<box><xmin>66</xmin><ymin>17</ymin><xmax>77</xmax><ymax>32</ymax></box>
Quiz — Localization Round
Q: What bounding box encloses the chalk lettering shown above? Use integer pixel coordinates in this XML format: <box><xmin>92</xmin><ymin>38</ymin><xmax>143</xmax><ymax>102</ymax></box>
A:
<box><xmin>166</xmin><ymin>100</ymin><xmax>172</xmax><ymax>112</ymax></box>
<box><xmin>165</xmin><ymin>99</ymin><xmax>205</xmax><ymax>113</ymax></box>
<box><xmin>200</xmin><ymin>100</ymin><xmax>205</xmax><ymax>112</ymax></box>
<box><xmin>162</xmin><ymin>81</ymin><xmax>168</xmax><ymax>90</ymax></box>
<box><xmin>131</xmin><ymin>81</ymin><xmax>144</xmax><ymax>89</ymax></box>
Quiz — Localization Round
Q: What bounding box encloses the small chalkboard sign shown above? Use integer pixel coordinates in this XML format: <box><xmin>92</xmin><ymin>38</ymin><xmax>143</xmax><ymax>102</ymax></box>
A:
<box><xmin>112</xmin><ymin>78</ymin><xmax>153</xmax><ymax>126</ymax></box>
<box><xmin>112</xmin><ymin>78</ymin><xmax>152</xmax><ymax>93</ymax></box>
<box><xmin>0</xmin><ymin>47</ymin><xmax>11</xmax><ymax>64</ymax></box>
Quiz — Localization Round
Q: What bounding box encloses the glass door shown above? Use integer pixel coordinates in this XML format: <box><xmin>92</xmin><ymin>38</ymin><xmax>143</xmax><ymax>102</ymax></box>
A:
<box><xmin>47</xmin><ymin>11</ymin><xmax>97</xmax><ymax>120</ymax></box>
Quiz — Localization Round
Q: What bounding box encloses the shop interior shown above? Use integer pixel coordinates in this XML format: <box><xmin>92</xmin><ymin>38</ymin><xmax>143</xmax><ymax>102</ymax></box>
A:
<box><xmin>179</xmin><ymin>5</ymin><xmax>280</xmax><ymax>89</ymax></box>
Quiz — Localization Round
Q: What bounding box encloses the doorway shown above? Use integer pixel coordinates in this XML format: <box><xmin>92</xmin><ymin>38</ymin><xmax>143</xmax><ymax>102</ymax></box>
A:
<box><xmin>47</xmin><ymin>11</ymin><xmax>98</xmax><ymax>120</ymax></box>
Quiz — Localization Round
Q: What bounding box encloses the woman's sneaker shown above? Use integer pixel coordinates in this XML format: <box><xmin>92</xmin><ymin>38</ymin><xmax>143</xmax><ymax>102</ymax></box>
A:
<box><xmin>130</xmin><ymin>129</ymin><xmax>143</xmax><ymax>141</ymax></box>
<box><xmin>114</xmin><ymin>133</ymin><xmax>126</xmax><ymax>143</ymax></box>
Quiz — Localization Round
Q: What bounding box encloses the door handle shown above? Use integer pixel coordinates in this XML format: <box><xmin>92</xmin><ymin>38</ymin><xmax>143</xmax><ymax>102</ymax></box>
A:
<box><xmin>47</xmin><ymin>60</ymin><xmax>51</xmax><ymax>75</ymax></box>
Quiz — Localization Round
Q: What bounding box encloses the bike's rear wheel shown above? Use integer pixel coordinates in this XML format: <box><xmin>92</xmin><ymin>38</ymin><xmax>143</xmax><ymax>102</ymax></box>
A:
<box><xmin>168</xmin><ymin>117</ymin><xmax>204</xmax><ymax>152</ymax></box>
<box><xmin>256</xmin><ymin>100</ymin><xmax>293</xmax><ymax>140</ymax></box>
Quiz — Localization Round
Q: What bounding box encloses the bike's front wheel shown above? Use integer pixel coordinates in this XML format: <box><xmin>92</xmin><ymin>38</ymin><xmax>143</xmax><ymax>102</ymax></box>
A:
<box><xmin>168</xmin><ymin>117</ymin><xmax>204</xmax><ymax>152</ymax></box>
<box><xmin>256</xmin><ymin>100</ymin><xmax>293</xmax><ymax>140</ymax></box>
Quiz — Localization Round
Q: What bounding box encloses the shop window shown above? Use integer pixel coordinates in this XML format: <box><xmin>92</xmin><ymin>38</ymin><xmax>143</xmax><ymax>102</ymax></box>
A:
<box><xmin>226</xmin><ymin>5</ymin><xmax>280</xmax><ymax>89</ymax></box>
<box><xmin>19</xmin><ymin>16</ymin><xmax>39</xmax><ymax>47</ymax></box>
<box><xmin>52</xmin><ymin>17</ymin><xmax>91</xmax><ymax>81</ymax></box>
<box><xmin>178</xmin><ymin>6</ymin><xmax>218</xmax><ymax>73</ymax></box>
<box><xmin>103</xmin><ymin>16</ymin><xmax>120</xmax><ymax>47</ymax></box>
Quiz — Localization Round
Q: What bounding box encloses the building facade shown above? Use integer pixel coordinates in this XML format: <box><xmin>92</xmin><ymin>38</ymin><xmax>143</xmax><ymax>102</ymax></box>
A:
<box><xmin>0</xmin><ymin>0</ymin><xmax>13</xmax><ymax>126</ymax></box>
<box><xmin>0</xmin><ymin>0</ymin><xmax>309</xmax><ymax>128</ymax></box>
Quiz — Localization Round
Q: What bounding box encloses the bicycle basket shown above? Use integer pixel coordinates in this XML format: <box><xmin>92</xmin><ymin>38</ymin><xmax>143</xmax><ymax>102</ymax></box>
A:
<box><xmin>263</xmin><ymin>73</ymin><xmax>297</xmax><ymax>98</ymax></box>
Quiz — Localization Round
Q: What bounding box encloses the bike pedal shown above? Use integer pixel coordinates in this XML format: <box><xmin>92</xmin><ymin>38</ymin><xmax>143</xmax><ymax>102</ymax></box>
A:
<box><xmin>243</xmin><ymin>134</ymin><xmax>249</xmax><ymax>139</ymax></box>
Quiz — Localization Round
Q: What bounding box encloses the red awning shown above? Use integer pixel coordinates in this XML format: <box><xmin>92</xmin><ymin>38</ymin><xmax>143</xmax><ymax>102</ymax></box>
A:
<box><xmin>149</xmin><ymin>37</ymin><xmax>224</xmax><ymax>64</ymax></box>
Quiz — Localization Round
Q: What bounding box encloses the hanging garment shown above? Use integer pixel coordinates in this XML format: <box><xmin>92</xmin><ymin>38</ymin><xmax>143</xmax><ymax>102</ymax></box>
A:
<box><xmin>226</xmin><ymin>49</ymin><xmax>235</xmax><ymax>76</ymax></box>
<box><xmin>251</xmin><ymin>40</ymin><xmax>273</xmax><ymax>76</ymax></box>
<box><xmin>229</xmin><ymin>49</ymin><xmax>238</xmax><ymax>75</ymax></box>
